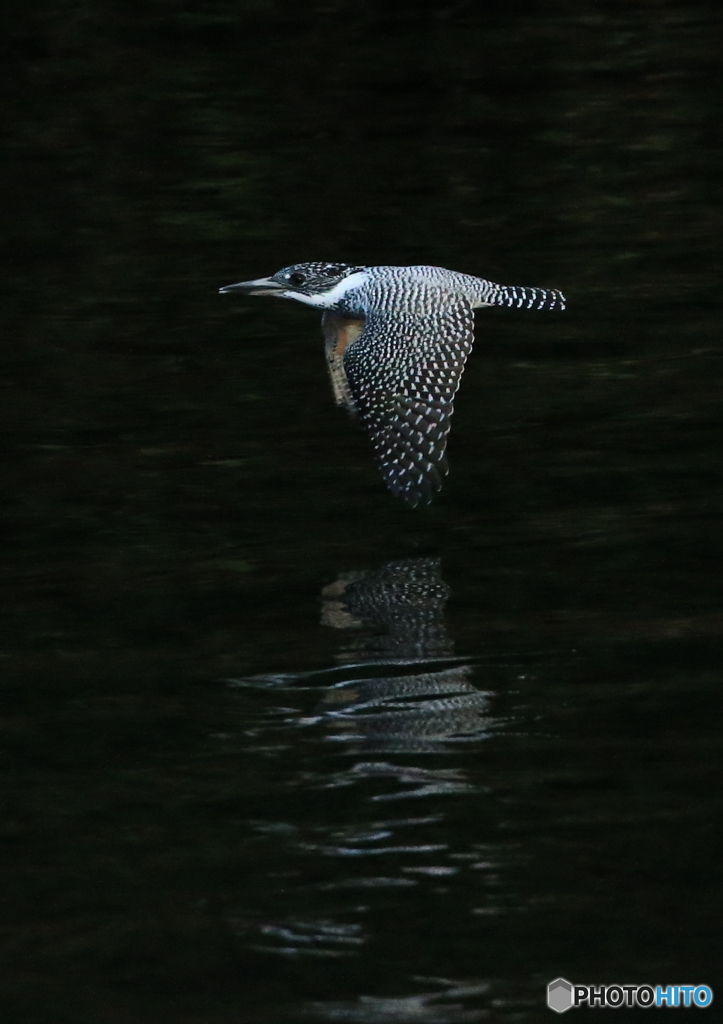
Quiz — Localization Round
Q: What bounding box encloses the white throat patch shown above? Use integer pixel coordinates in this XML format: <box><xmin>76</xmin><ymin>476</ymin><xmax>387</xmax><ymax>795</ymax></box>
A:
<box><xmin>286</xmin><ymin>271</ymin><xmax>369</xmax><ymax>308</ymax></box>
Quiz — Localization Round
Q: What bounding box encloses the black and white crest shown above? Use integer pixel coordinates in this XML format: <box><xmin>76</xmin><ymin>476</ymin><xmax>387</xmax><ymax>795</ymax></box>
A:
<box><xmin>268</xmin><ymin>262</ymin><xmax>368</xmax><ymax>296</ymax></box>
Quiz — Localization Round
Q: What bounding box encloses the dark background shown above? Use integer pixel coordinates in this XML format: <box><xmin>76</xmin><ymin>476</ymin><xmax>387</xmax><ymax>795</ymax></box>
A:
<box><xmin>1</xmin><ymin>2</ymin><xmax>722</xmax><ymax>1021</ymax></box>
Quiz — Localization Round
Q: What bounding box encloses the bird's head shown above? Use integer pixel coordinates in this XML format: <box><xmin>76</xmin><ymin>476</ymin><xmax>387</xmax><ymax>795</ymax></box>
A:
<box><xmin>219</xmin><ymin>262</ymin><xmax>368</xmax><ymax>308</ymax></box>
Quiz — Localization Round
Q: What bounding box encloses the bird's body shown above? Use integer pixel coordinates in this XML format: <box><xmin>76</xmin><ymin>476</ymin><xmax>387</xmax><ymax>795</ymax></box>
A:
<box><xmin>220</xmin><ymin>263</ymin><xmax>565</xmax><ymax>506</ymax></box>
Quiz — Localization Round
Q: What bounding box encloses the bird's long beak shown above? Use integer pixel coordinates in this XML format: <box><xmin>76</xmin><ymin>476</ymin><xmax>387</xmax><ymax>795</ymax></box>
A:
<box><xmin>219</xmin><ymin>277</ymin><xmax>286</xmax><ymax>296</ymax></box>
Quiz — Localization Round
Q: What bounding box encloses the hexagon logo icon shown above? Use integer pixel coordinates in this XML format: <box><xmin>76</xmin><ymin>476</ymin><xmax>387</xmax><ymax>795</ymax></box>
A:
<box><xmin>548</xmin><ymin>978</ymin><xmax>573</xmax><ymax>1013</ymax></box>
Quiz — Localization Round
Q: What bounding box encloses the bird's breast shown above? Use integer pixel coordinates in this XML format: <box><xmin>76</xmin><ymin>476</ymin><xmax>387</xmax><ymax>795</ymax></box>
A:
<box><xmin>321</xmin><ymin>312</ymin><xmax>365</xmax><ymax>414</ymax></box>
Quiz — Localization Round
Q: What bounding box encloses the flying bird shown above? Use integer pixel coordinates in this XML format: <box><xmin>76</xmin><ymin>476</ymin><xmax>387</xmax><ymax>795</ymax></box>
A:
<box><xmin>220</xmin><ymin>262</ymin><xmax>565</xmax><ymax>506</ymax></box>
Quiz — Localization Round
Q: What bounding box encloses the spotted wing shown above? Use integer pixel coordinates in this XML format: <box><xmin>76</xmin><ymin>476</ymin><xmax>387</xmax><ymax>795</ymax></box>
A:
<box><xmin>343</xmin><ymin>303</ymin><xmax>475</xmax><ymax>507</ymax></box>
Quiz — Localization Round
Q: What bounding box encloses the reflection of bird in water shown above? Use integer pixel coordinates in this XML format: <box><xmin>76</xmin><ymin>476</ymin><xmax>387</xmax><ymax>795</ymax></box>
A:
<box><xmin>317</xmin><ymin>668</ymin><xmax>493</xmax><ymax>754</ymax></box>
<box><xmin>321</xmin><ymin>557</ymin><xmax>452</xmax><ymax>660</ymax></box>
<box><xmin>228</xmin><ymin>557</ymin><xmax>496</xmax><ymax>751</ymax></box>
<box><xmin>312</xmin><ymin>557</ymin><xmax>494</xmax><ymax>752</ymax></box>
<box><xmin>220</xmin><ymin>262</ymin><xmax>565</xmax><ymax>506</ymax></box>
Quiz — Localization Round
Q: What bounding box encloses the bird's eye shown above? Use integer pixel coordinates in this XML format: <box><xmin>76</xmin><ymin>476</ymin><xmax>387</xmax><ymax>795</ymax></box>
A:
<box><xmin>288</xmin><ymin>272</ymin><xmax>306</xmax><ymax>286</ymax></box>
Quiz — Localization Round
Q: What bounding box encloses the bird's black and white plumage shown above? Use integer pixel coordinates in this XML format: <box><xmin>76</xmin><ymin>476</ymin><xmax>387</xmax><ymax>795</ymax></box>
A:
<box><xmin>220</xmin><ymin>262</ymin><xmax>565</xmax><ymax>507</ymax></box>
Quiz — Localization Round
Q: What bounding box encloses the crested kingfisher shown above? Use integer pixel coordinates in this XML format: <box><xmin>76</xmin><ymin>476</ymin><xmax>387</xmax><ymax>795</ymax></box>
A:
<box><xmin>220</xmin><ymin>262</ymin><xmax>565</xmax><ymax>507</ymax></box>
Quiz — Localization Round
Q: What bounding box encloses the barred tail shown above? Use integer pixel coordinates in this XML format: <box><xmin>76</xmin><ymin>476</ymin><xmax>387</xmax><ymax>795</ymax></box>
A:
<box><xmin>492</xmin><ymin>284</ymin><xmax>566</xmax><ymax>311</ymax></box>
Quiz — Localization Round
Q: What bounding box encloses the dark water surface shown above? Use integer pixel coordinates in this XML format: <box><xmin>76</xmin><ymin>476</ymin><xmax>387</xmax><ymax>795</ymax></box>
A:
<box><xmin>3</xmin><ymin>2</ymin><xmax>723</xmax><ymax>1021</ymax></box>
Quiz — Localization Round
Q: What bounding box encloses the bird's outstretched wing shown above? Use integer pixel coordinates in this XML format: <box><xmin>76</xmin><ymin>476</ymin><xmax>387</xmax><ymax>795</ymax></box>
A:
<box><xmin>343</xmin><ymin>303</ymin><xmax>475</xmax><ymax>507</ymax></box>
